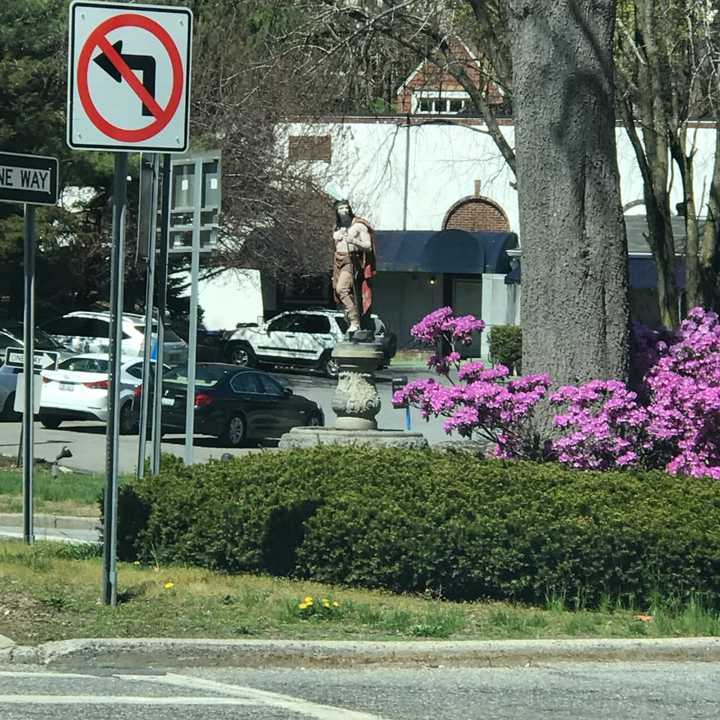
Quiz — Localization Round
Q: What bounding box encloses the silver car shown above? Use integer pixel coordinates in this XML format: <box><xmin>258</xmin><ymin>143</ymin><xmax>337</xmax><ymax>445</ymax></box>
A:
<box><xmin>43</xmin><ymin>311</ymin><xmax>188</xmax><ymax>367</ymax></box>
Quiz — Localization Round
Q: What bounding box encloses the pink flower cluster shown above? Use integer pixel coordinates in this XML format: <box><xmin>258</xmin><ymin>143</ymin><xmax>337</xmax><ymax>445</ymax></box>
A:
<box><xmin>550</xmin><ymin>380</ymin><xmax>650</xmax><ymax>470</ymax></box>
<box><xmin>551</xmin><ymin>308</ymin><xmax>720</xmax><ymax>479</ymax></box>
<box><xmin>411</xmin><ymin>307</ymin><xmax>485</xmax><ymax>346</ymax></box>
<box><xmin>394</xmin><ymin>308</ymin><xmax>548</xmax><ymax>457</ymax></box>
<box><xmin>644</xmin><ymin>308</ymin><xmax>720</xmax><ymax>479</ymax></box>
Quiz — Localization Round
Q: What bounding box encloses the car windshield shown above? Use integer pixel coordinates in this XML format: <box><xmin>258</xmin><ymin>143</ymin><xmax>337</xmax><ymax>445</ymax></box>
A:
<box><xmin>163</xmin><ymin>365</ymin><xmax>227</xmax><ymax>387</ymax></box>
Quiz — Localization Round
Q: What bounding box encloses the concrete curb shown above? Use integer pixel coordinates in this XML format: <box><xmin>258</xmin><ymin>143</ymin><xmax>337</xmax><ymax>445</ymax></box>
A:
<box><xmin>4</xmin><ymin>637</ymin><xmax>720</xmax><ymax>669</ymax></box>
<box><xmin>0</xmin><ymin>514</ymin><xmax>98</xmax><ymax>531</ymax></box>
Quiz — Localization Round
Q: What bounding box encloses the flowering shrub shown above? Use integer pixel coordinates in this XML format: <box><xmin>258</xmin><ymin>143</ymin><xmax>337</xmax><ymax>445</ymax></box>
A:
<box><xmin>399</xmin><ymin>306</ymin><xmax>720</xmax><ymax>479</ymax></box>
<box><xmin>551</xmin><ymin>308</ymin><xmax>720</xmax><ymax>479</ymax></box>
<box><xmin>644</xmin><ymin>308</ymin><xmax>720</xmax><ymax>479</ymax></box>
<box><xmin>392</xmin><ymin>307</ymin><xmax>549</xmax><ymax>457</ymax></box>
<box><xmin>550</xmin><ymin>380</ymin><xmax>651</xmax><ymax>470</ymax></box>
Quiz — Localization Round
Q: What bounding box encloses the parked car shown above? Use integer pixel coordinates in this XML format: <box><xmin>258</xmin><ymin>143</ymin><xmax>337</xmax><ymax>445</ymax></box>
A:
<box><xmin>0</xmin><ymin>322</ymin><xmax>74</xmax><ymax>366</ymax></box>
<box><xmin>138</xmin><ymin>363</ymin><xmax>324</xmax><ymax>447</ymax></box>
<box><xmin>224</xmin><ymin>309</ymin><xmax>397</xmax><ymax>378</ymax></box>
<box><xmin>42</xmin><ymin>311</ymin><xmax>188</xmax><ymax>367</ymax></box>
<box><xmin>0</xmin><ymin>364</ymin><xmax>21</xmax><ymax>420</ymax></box>
<box><xmin>38</xmin><ymin>353</ymin><xmax>163</xmax><ymax>433</ymax></box>
<box><xmin>0</xmin><ymin>323</ymin><xmax>76</xmax><ymax>419</ymax></box>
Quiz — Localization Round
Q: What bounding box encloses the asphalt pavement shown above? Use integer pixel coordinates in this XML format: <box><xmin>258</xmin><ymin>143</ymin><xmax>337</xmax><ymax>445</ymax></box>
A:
<box><xmin>0</xmin><ymin>659</ymin><xmax>719</xmax><ymax>719</ymax></box>
<box><xmin>0</xmin><ymin>368</ymin><xmax>450</xmax><ymax>475</ymax></box>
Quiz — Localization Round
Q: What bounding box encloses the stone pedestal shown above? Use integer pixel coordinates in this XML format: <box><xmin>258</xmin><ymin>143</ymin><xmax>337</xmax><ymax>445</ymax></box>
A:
<box><xmin>278</xmin><ymin>427</ymin><xmax>428</xmax><ymax>449</ymax></box>
<box><xmin>278</xmin><ymin>338</ymin><xmax>427</xmax><ymax>449</ymax></box>
<box><xmin>331</xmin><ymin>340</ymin><xmax>385</xmax><ymax>430</ymax></box>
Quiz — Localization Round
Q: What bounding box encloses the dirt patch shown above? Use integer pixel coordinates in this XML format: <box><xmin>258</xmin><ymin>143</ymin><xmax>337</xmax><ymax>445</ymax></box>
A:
<box><xmin>0</xmin><ymin>587</ymin><xmax>60</xmax><ymax>645</ymax></box>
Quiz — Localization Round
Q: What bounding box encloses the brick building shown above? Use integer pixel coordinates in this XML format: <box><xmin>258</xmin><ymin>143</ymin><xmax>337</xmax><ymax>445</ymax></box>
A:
<box><xmin>394</xmin><ymin>38</ymin><xmax>505</xmax><ymax>116</ymax></box>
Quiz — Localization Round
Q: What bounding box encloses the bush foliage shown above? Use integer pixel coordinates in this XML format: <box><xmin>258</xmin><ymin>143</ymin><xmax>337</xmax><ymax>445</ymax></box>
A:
<box><xmin>114</xmin><ymin>447</ymin><xmax>720</xmax><ymax>608</ymax></box>
<box><xmin>488</xmin><ymin>325</ymin><xmax>522</xmax><ymax>375</ymax></box>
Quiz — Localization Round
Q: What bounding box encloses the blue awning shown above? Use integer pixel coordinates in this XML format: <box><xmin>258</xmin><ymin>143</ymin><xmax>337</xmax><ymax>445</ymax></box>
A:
<box><xmin>499</xmin><ymin>257</ymin><xmax>686</xmax><ymax>290</ymax></box>
<box><xmin>375</xmin><ymin>229</ymin><xmax>519</xmax><ymax>274</ymax></box>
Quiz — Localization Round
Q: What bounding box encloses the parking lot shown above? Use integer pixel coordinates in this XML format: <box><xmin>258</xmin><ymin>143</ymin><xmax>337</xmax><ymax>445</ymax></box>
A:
<box><xmin>0</xmin><ymin>369</ymin><xmax>446</xmax><ymax>475</ymax></box>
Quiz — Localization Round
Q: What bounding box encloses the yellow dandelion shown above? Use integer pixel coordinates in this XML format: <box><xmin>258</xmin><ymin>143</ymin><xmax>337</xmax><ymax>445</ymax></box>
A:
<box><xmin>303</xmin><ymin>595</ymin><xmax>314</xmax><ymax>603</ymax></box>
<box><xmin>163</xmin><ymin>581</ymin><xmax>175</xmax><ymax>590</ymax></box>
<box><xmin>322</xmin><ymin>601</ymin><xmax>331</xmax><ymax>608</ymax></box>
<box><xmin>332</xmin><ymin>601</ymin><xmax>339</xmax><ymax>607</ymax></box>
<box><xmin>298</xmin><ymin>602</ymin><xmax>308</xmax><ymax>609</ymax></box>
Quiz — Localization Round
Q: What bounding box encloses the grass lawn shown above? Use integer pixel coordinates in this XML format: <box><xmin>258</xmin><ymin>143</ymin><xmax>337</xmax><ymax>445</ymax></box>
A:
<box><xmin>1</xmin><ymin>540</ymin><xmax>719</xmax><ymax>646</ymax></box>
<box><xmin>0</xmin><ymin>457</ymin><xmax>104</xmax><ymax>517</ymax></box>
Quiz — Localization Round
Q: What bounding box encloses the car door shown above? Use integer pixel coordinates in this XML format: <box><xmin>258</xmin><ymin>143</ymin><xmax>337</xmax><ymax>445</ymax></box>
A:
<box><xmin>228</xmin><ymin>371</ymin><xmax>273</xmax><ymax>438</ymax></box>
<box><xmin>253</xmin><ymin>372</ymin><xmax>301</xmax><ymax>435</ymax></box>
<box><xmin>256</xmin><ymin>313</ymin><xmax>297</xmax><ymax>361</ymax></box>
<box><xmin>292</xmin><ymin>314</ymin><xmax>333</xmax><ymax>363</ymax></box>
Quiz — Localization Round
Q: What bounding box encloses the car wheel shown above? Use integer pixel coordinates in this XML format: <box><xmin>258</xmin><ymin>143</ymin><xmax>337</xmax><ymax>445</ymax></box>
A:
<box><xmin>39</xmin><ymin>415</ymin><xmax>62</xmax><ymax>430</ymax></box>
<box><xmin>2</xmin><ymin>393</ymin><xmax>20</xmax><ymax>421</ymax></box>
<box><xmin>119</xmin><ymin>401</ymin><xmax>138</xmax><ymax>435</ymax></box>
<box><xmin>306</xmin><ymin>412</ymin><xmax>323</xmax><ymax>427</ymax></box>
<box><xmin>228</xmin><ymin>342</ymin><xmax>256</xmax><ymax>368</ymax></box>
<box><xmin>319</xmin><ymin>353</ymin><xmax>339</xmax><ymax>379</ymax></box>
<box><xmin>223</xmin><ymin>413</ymin><xmax>247</xmax><ymax>448</ymax></box>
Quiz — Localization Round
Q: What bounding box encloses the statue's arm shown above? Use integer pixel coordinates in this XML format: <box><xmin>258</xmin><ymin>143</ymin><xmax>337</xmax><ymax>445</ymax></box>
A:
<box><xmin>348</xmin><ymin>223</ymin><xmax>372</xmax><ymax>250</ymax></box>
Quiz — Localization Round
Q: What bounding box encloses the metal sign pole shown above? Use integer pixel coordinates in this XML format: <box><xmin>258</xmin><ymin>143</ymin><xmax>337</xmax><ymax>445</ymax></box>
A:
<box><xmin>152</xmin><ymin>154</ymin><xmax>171</xmax><ymax>476</ymax></box>
<box><xmin>102</xmin><ymin>152</ymin><xmax>128</xmax><ymax>607</ymax></box>
<box><xmin>137</xmin><ymin>153</ymin><xmax>159</xmax><ymax>479</ymax></box>
<box><xmin>22</xmin><ymin>204</ymin><xmax>35</xmax><ymax>545</ymax></box>
<box><xmin>183</xmin><ymin>157</ymin><xmax>202</xmax><ymax>466</ymax></box>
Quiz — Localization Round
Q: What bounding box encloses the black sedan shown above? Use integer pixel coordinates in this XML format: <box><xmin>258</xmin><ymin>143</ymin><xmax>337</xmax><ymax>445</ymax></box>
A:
<box><xmin>137</xmin><ymin>363</ymin><xmax>324</xmax><ymax>447</ymax></box>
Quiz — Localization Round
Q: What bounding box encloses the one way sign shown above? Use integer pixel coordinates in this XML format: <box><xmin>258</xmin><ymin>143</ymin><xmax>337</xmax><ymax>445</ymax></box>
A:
<box><xmin>0</xmin><ymin>152</ymin><xmax>58</xmax><ymax>206</ymax></box>
<box><xmin>4</xmin><ymin>348</ymin><xmax>59</xmax><ymax>372</ymax></box>
<box><xmin>67</xmin><ymin>1</ymin><xmax>192</xmax><ymax>152</ymax></box>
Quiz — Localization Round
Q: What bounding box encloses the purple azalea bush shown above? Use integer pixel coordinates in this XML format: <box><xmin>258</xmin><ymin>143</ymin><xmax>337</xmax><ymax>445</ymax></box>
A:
<box><xmin>398</xmin><ymin>306</ymin><xmax>720</xmax><ymax>480</ymax></box>
<box><xmin>392</xmin><ymin>307</ymin><xmax>550</xmax><ymax>457</ymax></box>
<box><xmin>550</xmin><ymin>308</ymin><xmax>720</xmax><ymax>479</ymax></box>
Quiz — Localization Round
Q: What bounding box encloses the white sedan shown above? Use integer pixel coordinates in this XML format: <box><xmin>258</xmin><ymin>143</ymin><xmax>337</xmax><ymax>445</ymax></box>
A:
<box><xmin>38</xmin><ymin>354</ymin><xmax>159</xmax><ymax>434</ymax></box>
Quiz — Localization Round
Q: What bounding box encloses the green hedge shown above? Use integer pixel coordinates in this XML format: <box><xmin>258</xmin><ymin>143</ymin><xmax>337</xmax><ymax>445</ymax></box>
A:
<box><xmin>113</xmin><ymin>447</ymin><xmax>720</xmax><ymax>608</ymax></box>
<box><xmin>488</xmin><ymin>325</ymin><xmax>522</xmax><ymax>374</ymax></box>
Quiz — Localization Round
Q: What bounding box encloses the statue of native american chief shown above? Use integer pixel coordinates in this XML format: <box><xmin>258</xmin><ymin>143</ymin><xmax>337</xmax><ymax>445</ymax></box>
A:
<box><xmin>331</xmin><ymin>199</ymin><xmax>377</xmax><ymax>340</ymax></box>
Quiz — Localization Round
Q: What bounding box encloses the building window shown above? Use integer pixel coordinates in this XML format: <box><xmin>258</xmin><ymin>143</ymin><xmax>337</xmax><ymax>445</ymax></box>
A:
<box><xmin>414</xmin><ymin>94</ymin><xmax>468</xmax><ymax>115</ymax></box>
<box><xmin>288</xmin><ymin>135</ymin><xmax>331</xmax><ymax>163</ymax></box>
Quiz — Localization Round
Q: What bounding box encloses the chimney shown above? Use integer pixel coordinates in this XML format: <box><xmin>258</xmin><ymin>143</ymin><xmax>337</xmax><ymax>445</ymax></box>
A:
<box><xmin>474</xmin><ymin>179</ymin><xmax>482</xmax><ymax>196</ymax></box>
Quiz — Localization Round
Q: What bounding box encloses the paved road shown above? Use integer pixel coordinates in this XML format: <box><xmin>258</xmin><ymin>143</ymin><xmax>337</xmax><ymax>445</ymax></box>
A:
<box><xmin>0</xmin><ymin>369</ymin><xmax>449</xmax><ymax>475</ymax></box>
<box><xmin>1</xmin><ymin>661</ymin><xmax>718</xmax><ymax>719</ymax></box>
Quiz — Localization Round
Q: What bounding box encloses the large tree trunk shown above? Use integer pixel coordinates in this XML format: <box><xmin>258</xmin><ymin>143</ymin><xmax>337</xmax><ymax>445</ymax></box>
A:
<box><xmin>507</xmin><ymin>0</ymin><xmax>630</xmax><ymax>391</ymax></box>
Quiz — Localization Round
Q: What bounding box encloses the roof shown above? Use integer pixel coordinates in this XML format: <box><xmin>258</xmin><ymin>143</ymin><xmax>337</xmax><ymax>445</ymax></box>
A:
<box><xmin>396</xmin><ymin>38</ymin><xmax>482</xmax><ymax>96</ymax></box>
<box><xmin>375</xmin><ymin>230</ymin><xmax>518</xmax><ymax>274</ymax></box>
<box><xmin>625</xmin><ymin>215</ymin><xmax>688</xmax><ymax>255</ymax></box>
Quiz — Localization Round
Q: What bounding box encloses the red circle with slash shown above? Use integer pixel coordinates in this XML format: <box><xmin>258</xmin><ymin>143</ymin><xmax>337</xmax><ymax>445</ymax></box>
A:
<box><xmin>77</xmin><ymin>13</ymin><xmax>184</xmax><ymax>142</ymax></box>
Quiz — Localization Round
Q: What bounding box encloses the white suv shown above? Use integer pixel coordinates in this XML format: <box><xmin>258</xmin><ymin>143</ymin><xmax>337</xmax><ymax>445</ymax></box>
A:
<box><xmin>225</xmin><ymin>309</ymin><xmax>397</xmax><ymax>378</ymax></box>
<box><xmin>43</xmin><ymin>311</ymin><xmax>188</xmax><ymax>367</ymax></box>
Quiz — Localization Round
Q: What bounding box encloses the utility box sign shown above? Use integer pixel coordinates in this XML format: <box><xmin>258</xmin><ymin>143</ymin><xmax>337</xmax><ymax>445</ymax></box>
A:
<box><xmin>67</xmin><ymin>1</ymin><xmax>192</xmax><ymax>152</ymax></box>
<box><xmin>0</xmin><ymin>152</ymin><xmax>58</xmax><ymax>206</ymax></box>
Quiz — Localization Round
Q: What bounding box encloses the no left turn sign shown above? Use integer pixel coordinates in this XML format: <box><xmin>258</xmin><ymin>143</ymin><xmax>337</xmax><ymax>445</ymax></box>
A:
<box><xmin>67</xmin><ymin>1</ymin><xmax>192</xmax><ymax>152</ymax></box>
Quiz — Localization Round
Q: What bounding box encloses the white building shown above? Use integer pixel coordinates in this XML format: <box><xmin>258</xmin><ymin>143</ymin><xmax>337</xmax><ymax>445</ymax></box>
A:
<box><xmin>279</xmin><ymin>116</ymin><xmax>717</xmax><ymax>352</ymax></box>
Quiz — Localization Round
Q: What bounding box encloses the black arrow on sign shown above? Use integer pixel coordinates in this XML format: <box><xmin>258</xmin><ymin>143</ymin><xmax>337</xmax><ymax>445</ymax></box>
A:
<box><xmin>94</xmin><ymin>40</ymin><xmax>157</xmax><ymax>117</ymax></box>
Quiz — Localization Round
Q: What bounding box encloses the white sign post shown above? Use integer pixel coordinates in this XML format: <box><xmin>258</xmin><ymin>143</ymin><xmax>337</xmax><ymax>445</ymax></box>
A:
<box><xmin>67</xmin><ymin>1</ymin><xmax>192</xmax><ymax>152</ymax></box>
<box><xmin>67</xmin><ymin>0</ymin><xmax>193</xmax><ymax>607</ymax></box>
